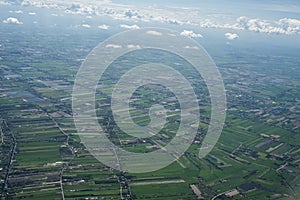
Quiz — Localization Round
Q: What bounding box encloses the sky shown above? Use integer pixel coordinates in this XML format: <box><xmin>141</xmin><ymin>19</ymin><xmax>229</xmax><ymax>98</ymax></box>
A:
<box><xmin>1</xmin><ymin>0</ymin><xmax>300</xmax><ymax>45</ymax></box>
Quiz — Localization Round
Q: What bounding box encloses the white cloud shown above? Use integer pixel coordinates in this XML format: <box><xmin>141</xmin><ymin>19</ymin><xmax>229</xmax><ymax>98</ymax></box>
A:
<box><xmin>98</xmin><ymin>24</ymin><xmax>109</xmax><ymax>30</ymax></box>
<box><xmin>234</xmin><ymin>16</ymin><xmax>300</xmax><ymax>35</ymax></box>
<box><xmin>168</xmin><ymin>33</ymin><xmax>177</xmax><ymax>37</ymax></box>
<box><xmin>127</xmin><ymin>44</ymin><xmax>141</xmax><ymax>49</ymax></box>
<box><xmin>3</xmin><ymin>17</ymin><xmax>23</xmax><ymax>24</ymax></box>
<box><xmin>180</xmin><ymin>30</ymin><xmax>203</xmax><ymax>38</ymax></box>
<box><xmin>9</xmin><ymin>10</ymin><xmax>23</xmax><ymax>14</ymax></box>
<box><xmin>86</xmin><ymin>15</ymin><xmax>92</xmax><ymax>19</ymax></box>
<box><xmin>106</xmin><ymin>44</ymin><xmax>122</xmax><ymax>48</ymax></box>
<box><xmin>225</xmin><ymin>32</ymin><xmax>239</xmax><ymax>40</ymax></box>
<box><xmin>146</xmin><ymin>30</ymin><xmax>162</xmax><ymax>36</ymax></box>
<box><xmin>278</xmin><ymin>18</ymin><xmax>300</xmax><ymax>34</ymax></box>
<box><xmin>28</xmin><ymin>12</ymin><xmax>36</xmax><ymax>15</ymax></box>
<box><xmin>184</xmin><ymin>45</ymin><xmax>199</xmax><ymax>50</ymax></box>
<box><xmin>120</xmin><ymin>24</ymin><xmax>140</xmax><ymax>30</ymax></box>
<box><xmin>0</xmin><ymin>1</ymin><xmax>11</xmax><ymax>6</ymax></box>
<box><xmin>82</xmin><ymin>24</ymin><xmax>91</xmax><ymax>28</ymax></box>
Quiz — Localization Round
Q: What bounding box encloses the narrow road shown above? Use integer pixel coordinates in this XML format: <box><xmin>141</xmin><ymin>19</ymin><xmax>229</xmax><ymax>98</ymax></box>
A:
<box><xmin>59</xmin><ymin>168</ymin><xmax>65</xmax><ymax>200</ymax></box>
<box><xmin>42</xmin><ymin>108</ymin><xmax>75</xmax><ymax>200</ymax></box>
<box><xmin>49</xmin><ymin>115</ymin><xmax>75</xmax><ymax>200</ymax></box>
<box><xmin>1</xmin><ymin>120</ymin><xmax>17</xmax><ymax>199</ymax></box>
<box><xmin>276</xmin><ymin>162</ymin><xmax>288</xmax><ymax>172</ymax></box>
<box><xmin>211</xmin><ymin>191</ymin><xmax>226</xmax><ymax>200</ymax></box>
<box><xmin>0</xmin><ymin>121</ymin><xmax>3</xmax><ymax>145</ymax></box>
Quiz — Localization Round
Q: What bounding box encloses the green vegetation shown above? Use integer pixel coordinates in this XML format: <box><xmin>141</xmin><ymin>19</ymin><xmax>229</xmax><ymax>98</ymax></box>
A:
<box><xmin>0</xmin><ymin>16</ymin><xmax>299</xmax><ymax>200</ymax></box>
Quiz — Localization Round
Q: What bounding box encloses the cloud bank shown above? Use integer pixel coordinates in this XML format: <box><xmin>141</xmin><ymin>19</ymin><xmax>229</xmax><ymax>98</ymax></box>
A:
<box><xmin>234</xmin><ymin>16</ymin><xmax>300</xmax><ymax>35</ymax></box>
<box><xmin>13</xmin><ymin>0</ymin><xmax>300</xmax><ymax>35</ymax></box>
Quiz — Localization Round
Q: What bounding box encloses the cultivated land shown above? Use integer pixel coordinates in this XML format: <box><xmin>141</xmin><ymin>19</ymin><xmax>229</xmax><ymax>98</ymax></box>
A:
<box><xmin>0</xmin><ymin>19</ymin><xmax>299</xmax><ymax>200</ymax></box>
